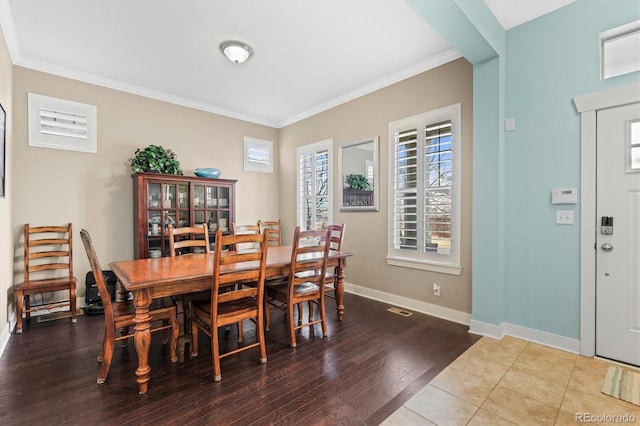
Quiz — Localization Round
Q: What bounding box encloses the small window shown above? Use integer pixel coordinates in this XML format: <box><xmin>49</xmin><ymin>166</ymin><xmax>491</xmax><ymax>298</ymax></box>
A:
<box><xmin>601</xmin><ymin>20</ymin><xmax>640</xmax><ymax>80</ymax></box>
<box><xmin>28</xmin><ymin>93</ymin><xmax>97</xmax><ymax>153</ymax></box>
<box><xmin>296</xmin><ymin>139</ymin><xmax>332</xmax><ymax>230</ymax></box>
<box><xmin>243</xmin><ymin>137</ymin><xmax>273</xmax><ymax>173</ymax></box>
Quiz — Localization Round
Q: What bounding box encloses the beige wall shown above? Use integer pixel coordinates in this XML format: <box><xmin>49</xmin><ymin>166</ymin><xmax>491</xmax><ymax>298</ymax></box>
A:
<box><xmin>6</xmin><ymin>55</ymin><xmax>473</xmax><ymax>333</ymax></box>
<box><xmin>10</xmin><ymin>67</ymin><xmax>279</xmax><ymax>313</ymax></box>
<box><xmin>0</xmin><ymin>26</ymin><xmax>13</xmax><ymax>335</ymax></box>
<box><xmin>279</xmin><ymin>58</ymin><xmax>473</xmax><ymax>313</ymax></box>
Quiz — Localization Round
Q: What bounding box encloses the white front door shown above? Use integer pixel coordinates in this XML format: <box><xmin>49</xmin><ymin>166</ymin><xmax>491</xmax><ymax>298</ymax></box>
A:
<box><xmin>595</xmin><ymin>102</ymin><xmax>640</xmax><ymax>366</ymax></box>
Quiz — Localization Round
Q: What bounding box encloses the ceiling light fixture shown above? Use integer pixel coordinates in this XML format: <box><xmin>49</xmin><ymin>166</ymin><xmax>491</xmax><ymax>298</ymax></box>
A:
<box><xmin>220</xmin><ymin>40</ymin><xmax>253</xmax><ymax>64</ymax></box>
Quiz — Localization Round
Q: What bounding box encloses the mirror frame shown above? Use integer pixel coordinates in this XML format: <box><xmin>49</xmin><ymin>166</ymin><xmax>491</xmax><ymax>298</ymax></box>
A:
<box><xmin>339</xmin><ymin>136</ymin><xmax>379</xmax><ymax>212</ymax></box>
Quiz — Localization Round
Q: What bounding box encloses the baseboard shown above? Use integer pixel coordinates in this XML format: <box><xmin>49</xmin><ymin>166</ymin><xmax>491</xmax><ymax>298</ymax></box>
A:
<box><xmin>344</xmin><ymin>282</ymin><xmax>471</xmax><ymax>326</ymax></box>
<box><xmin>469</xmin><ymin>319</ymin><xmax>581</xmax><ymax>354</ymax></box>
<box><xmin>0</xmin><ymin>320</ymin><xmax>11</xmax><ymax>359</ymax></box>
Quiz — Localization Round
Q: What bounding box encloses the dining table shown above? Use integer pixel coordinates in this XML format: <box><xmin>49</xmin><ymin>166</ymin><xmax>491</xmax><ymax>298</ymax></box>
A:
<box><xmin>109</xmin><ymin>245</ymin><xmax>352</xmax><ymax>394</ymax></box>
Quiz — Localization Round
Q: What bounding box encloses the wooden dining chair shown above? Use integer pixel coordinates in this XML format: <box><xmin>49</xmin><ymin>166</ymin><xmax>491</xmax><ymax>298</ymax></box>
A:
<box><xmin>231</xmin><ymin>223</ymin><xmax>260</xmax><ymax>252</ymax></box>
<box><xmin>14</xmin><ymin>223</ymin><xmax>78</xmax><ymax>333</ymax></box>
<box><xmin>168</xmin><ymin>223</ymin><xmax>210</xmax><ymax>256</ymax></box>
<box><xmin>323</xmin><ymin>223</ymin><xmax>346</xmax><ymax>301</ymax></box>
<box><xmin>79</xmin><ymin>229</ymin><xmax>179</xmax><ymax>384</ymax></box>
<box><xmin>258</xmin><ymin>220</ymin><xmax>282</xmax><ymax>246</ymax></box>
<box><xmin>190</xmin><ymin>229</ymin><xmax>268</xmax><ymax>381</ymax></box>
<box><xmin>264</xmin><ymin>227</ymin><xmax>331</xmax><ymax>348</ymax></box>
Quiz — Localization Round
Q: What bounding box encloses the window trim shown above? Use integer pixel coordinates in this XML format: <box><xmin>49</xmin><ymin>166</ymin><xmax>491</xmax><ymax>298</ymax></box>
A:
<box><xmin>296</xmin><ymin>139</ymin><xmax>333</xmax><ymax>230</ymax></box>
<box><xmin>387</xmin><ymin>103</ymin><xmax>462</xmax><ymax>275</ymax></box>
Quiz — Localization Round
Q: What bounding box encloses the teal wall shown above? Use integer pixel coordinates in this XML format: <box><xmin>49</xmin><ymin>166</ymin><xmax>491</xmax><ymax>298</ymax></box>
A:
<box><xmin>502</xmin><ymin>0</ymin><xmax>639</xmax><ymax>338</ymax></box>
<box><xmin>412</xmin><ymin>0</ymin><xmax>640</xmax><ymax>340</ymax></box>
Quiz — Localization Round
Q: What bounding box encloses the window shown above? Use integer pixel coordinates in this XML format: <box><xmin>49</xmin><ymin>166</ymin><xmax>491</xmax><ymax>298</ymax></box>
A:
<box><xmin>28</xmin><ymin>93</ymin><xmax>97</xmax><ymax>153</ymax></box>
<box><xmin>297</xmin><ymin>139</ymin><xmax>332</xmax><ymax>230</ymax></box>
<box><xmin>243</xmin><ymin>136</ymin><xmax>273</xmax><ymax>173</ymax></box>
<box><xmin>601</xmin><ymin>20</ymin><xmax>640</xmax><ymax>80</ymax></box>
<box><xmin>388</xmin><ymin>104</ymin><xmax>461</xmax><ymax>275</ymax></box>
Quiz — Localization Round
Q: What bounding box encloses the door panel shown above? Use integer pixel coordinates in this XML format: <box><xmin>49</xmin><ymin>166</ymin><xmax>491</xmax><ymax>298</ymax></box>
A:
<box><xmin>596</xmin><ymin>102</ymin><xmax>640</xmax><ymax>366</ymax></box>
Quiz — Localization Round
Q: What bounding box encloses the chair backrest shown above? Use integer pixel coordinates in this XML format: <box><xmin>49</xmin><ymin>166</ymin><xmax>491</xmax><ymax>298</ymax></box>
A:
<box><xmin>168</xmin><ymin>224</ymin><xmax>210</xmax><ymax>256</ymax></box>
<box><xmin>210</xmin><ymin>229</ymin><xmax>268</xmax><ymax>313</ymax></box>
<box><xmin>288</xmin><ymin>227</ymin><xmax>331</xmax><ymax>293</ymax></box>
<box><xmin>79</xmin><ymin>229</ymin><xmax>114</xmax><ymax>321</ymax></box>
<box><xmin>24</xmin><ymin>223</ymin><xmax>74</xmax><ymax>281</ymax></box>
<box><xmin>231</xmin><ymin>223</ymin><xmax>260</xmax><ymax>252</ymax></box>
<box><xmin>326</xmin><ymin>223</ymin><xmax>346</xmax><ymax>251</ymax></box>
<box><xmin>258</xmin><ymin>220</ymin><xmax>282</xmax><ymax>246</ymax></box>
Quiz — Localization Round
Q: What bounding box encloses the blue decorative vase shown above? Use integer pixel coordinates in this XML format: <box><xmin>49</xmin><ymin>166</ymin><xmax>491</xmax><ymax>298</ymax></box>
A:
<box><xmin>194</xmin><ymin>168</ymin><xmax>221</xmax><ymax>178</ymax></box>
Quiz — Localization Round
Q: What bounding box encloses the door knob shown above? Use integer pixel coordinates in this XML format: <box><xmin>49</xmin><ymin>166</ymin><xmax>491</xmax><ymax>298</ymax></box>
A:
<box><xmin>601</xmin><ymin>243</ymin><xmax>613</xmax><ymax>252</ymax></box>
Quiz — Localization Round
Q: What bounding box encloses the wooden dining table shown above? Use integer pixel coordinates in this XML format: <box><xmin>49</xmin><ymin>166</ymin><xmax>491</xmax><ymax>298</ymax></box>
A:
<box><xmin>109</xmin><ymin>245</ymin><xmax>352</xmax><ymax>394</ymax></box>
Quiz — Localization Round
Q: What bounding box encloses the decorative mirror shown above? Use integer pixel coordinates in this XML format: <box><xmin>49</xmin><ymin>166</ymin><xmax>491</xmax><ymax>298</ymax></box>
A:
<box><xmin>339</xmin><ymin>137</ymin><xmax>379</xmax><ymax>212</ymax></box>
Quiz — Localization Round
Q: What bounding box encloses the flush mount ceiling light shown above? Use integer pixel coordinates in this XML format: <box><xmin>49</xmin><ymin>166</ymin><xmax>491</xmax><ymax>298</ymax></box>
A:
<box><xmin>220</xmin><ymin>40</ymin><xmax>253</xmax><ymax>64</ymax></box>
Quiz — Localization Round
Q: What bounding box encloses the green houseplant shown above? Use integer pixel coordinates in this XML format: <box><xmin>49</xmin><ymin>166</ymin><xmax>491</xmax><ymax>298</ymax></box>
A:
<box><xmin>345</xmin><ymin>173</ymin><xmax>370</xmax><ymax>190</ymax></box>
<box><xmin>128</xmin><ymin>145</ymin><xmax>183</xmax><ymax>175</ymax></box>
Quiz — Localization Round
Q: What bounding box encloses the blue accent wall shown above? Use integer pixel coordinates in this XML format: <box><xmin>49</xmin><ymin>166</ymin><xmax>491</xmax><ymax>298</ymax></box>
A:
<box><xmin>412</xmin><ymin>0</ymin><xmax>640</xmax><ymax>339</ymax></box>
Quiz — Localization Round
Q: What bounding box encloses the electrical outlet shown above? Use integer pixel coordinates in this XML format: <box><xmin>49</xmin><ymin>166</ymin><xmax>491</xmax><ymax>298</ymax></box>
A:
<box><xmin>432</xmin><ymin>283</ymin><xmax>441</xmax><ymax>297</ymax></box>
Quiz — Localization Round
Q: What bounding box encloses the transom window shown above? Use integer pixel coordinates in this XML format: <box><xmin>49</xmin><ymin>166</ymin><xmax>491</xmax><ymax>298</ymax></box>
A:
<box><xmin>388</xmin><ymin>104</ymin><xmax>461</xmax><ymax>275</ymax></box>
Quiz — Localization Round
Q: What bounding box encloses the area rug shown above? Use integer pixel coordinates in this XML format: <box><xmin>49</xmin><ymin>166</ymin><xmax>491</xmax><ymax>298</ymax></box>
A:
<box><xmin>602</xmin><ymin>366</ymin><xmax>640</xmax><ymax>406</ymax></box>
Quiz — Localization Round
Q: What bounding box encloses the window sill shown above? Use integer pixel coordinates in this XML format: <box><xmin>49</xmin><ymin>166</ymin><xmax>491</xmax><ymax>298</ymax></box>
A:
<box><xmin>386</xmin><ymin>257</ymin><xmax>462</xmax><ymax>276</ymax></box>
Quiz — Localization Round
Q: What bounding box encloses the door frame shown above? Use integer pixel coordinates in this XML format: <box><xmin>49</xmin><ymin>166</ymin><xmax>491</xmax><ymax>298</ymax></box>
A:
<box><xmin>574</xmin><ymin>82</ymin><xmax>640</xmax><ymax>357</ymax></box>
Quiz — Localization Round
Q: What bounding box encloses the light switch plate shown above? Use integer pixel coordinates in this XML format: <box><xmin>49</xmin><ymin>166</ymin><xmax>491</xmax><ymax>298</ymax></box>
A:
<box><xmin>556</xmin><ymin>210</ymin><xmax>574</xmax><ymax>225</ymax></box>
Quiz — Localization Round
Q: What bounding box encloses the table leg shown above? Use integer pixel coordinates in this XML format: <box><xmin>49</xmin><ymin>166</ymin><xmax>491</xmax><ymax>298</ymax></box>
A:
<box><xmin>132</xmin><ymin>288</ymin><xmax>152</xmax><ymax>394</ymax></box>
<box><xmin>335</xmin><ymin>260</ymin><xmax>346</xmax><ymax>321</ymax></box>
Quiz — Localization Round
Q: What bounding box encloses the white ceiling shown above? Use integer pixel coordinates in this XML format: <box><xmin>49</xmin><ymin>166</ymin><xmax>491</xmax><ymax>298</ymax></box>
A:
<box><xmin>2</xmin><ymin>0</ymin><xmax>574</xmax><ymax>128</ymax></box>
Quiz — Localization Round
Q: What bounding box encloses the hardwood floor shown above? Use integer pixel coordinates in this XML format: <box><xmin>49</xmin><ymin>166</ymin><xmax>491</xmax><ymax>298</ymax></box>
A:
<box><xmin>0</xmin><ymin>293</ymin><xmax>479</xmax><ymax>425</ymax></box>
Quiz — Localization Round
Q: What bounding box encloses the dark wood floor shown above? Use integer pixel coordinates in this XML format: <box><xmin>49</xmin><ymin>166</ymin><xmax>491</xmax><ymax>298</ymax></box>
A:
<box><xmin>0</xmin><ymin>293</ymin><xmax>479</xmax><ymax>425</ymax></box>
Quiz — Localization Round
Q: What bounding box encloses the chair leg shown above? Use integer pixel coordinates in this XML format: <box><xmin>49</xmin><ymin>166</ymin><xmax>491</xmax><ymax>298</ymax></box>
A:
<box><xmin>297</xmin><ymin>303</ymin><xmax>302</xmax><ymax>325</ymax></box>
<box><xmin>264</xmin><ymin>297</ymin><xmax>270</xmax><ymax>332</ymax></box>
<box><xmin>237</xmin><ymin>320</ymin><xmax>243</xmax><ymax>343</ymax></box>
<box><xmin>97</xmin><ymin>335</ymin><xmax>115</xmax><ymax>384</ymax></box>
<box><xmin>257</xmin><ymin>309</ymin><xmax>267</xmax><ymax>364</ymax></box>
<box><xmin>287</xmin><ymin>302</ymin><xmax>297</xmax><ymax>348</ymax></box>
<box><xmin>161</xmin><ymin>320</ymin><xmax>169</xmax><ymax>344</ymax></box>
<box><xmin>25</xmin><ymin>295</ymin><xmax>31</xmax><ymax>321</ymax></box>
<box><xmin>308</xmin><ymin>301</ymin><xmax>314</xmax><ymax>323</ymax></box>
<box><xmin>168</xmin><ymin>312</ymin><xmax>179</xmax><ymax>363</ymax></box>
<box><xmin>320</xmin><ymin>298</ymin><xmax>328</xmax><ymax>338</ymax></box>
<box><xmin>97</xmin><ymin>328</ymin><xmax>107</xmax><ymax>362</ymax></box>
<box><xmin>212</xmin><ymin>323</ymin><xmax>222</xmax><ymax>381</ymax></box>
<box><xmin>191</xmin><ymin>319</ymin><xmax>199</xmax><ymax>357</ymax></box>
<box><xmin>15</xmin><ymin>291</ymin><xmax>23</xmax><ymax>333</ymax></box>
<box><xmin>70</xmin><ymin>285</ymin><xmax>77</xmax><ymax>323</ymax></box>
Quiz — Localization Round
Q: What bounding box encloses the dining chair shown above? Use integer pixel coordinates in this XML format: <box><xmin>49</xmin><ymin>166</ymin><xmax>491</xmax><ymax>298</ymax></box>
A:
<box><xmin>79</xmin><ymin>229</ymin><xmax>179</xmax><ymax>384</ymax></box>
<box><xmin>190</xmin><ymin>229</ymin><xmax>268</xmax><ymax>381</ymax></box>
<box><xmin>168</xmin><ymin>223</ymin><xmax>210</xmax><ymax>256</ymax></box>
<box><xmin>323</xmin><ymin>223</ymin><xmax>346</xmax><ymax>302</ymax></box>
<box><xmin>264</xmin><ymin>226</ymin><xmax>331</xmax><ymax>348</ymax></box>
<box><xmin>14</xmin><ymin>223</ymin><xmax>77</xmax><ymax>333</ymax></box>
<box><xmin>231</xmin><ymin>223</ymin><xmax>260</xmax><ymax>252</ymax></box>
<box><xmin>258</xmin><ymin>220</ymin><xmax>282</xmax><ymax>246</ymax></box>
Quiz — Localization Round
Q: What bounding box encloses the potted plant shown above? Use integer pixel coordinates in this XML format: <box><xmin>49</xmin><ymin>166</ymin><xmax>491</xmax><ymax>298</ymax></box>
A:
<box><xmin>128</xmin><ymin>145</ymin><xmax>183</xmax><ymax>175</ymax></box>
<box><xmin>345</xmin><ymin>173</ymin><xmax>370</xmax><ymax>191</ymax></box>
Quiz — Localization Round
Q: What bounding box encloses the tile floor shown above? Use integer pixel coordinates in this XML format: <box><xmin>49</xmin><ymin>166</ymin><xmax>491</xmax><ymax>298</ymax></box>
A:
<box><xmin>381</xmin><ymin>336</ymin><xmax>640</xmax><ymax>425</ymax></box>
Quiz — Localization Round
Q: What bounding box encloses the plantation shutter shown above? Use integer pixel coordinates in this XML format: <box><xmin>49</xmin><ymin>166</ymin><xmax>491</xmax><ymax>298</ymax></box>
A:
<box><xmin>297</xmin><ymin>144</ymin><xmax>331</xmax><ymax>231</ymax></box>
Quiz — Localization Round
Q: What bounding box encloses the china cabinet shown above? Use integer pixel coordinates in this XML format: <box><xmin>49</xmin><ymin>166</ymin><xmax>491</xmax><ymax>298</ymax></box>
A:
<box><xmin>132</xmin><ymin>173</ymin><xmax>236</xmax><ymax>259</ymax></box>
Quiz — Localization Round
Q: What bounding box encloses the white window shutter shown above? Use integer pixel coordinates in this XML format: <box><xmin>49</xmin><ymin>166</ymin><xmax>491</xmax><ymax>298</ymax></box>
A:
<box><xmin>28</xmin><ymin>93</ymin><xmax>97</xmax><ymax>153</ymax></box>
<box><xmin>243</xmin><ymin>137</ymin><xmax>273</xmax><ymax>173</ymax></box>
